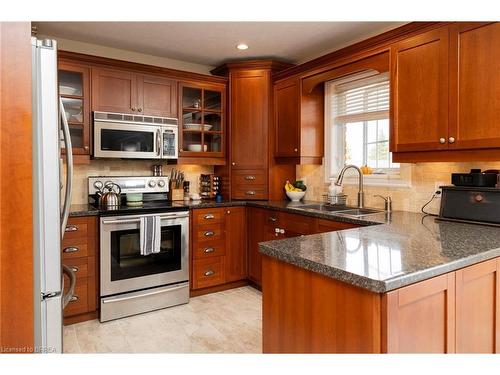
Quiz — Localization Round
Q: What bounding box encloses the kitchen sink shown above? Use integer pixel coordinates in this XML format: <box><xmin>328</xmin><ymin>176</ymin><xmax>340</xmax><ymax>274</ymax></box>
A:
<box><xmin>334</xmin><ymin>208</ymin><xmax>383</xmax><ymax>217</ymax></box>
<box><xmin>295</xmin><ymin>204</ymin><xmax>356</xmax><ymax>212</ymax></box>
<box><xmin>295</xmin><ymin>204</ymin><xmax>383</xmax><ymax>217</ymax></box>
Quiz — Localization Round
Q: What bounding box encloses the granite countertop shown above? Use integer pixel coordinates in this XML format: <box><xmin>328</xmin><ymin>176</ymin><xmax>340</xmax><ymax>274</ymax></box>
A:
<box><xmin>258</xmin><ymin>208</ymin><xmax>500</xmax><ymax>293</ymax></box>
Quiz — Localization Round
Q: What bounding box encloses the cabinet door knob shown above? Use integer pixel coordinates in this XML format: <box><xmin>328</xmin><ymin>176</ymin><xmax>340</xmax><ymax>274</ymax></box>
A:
<box><xmin>131</xmin><ymin>107</ymin><xmax>136</xmax><ymax>111</ymax></box>
<box><xmin>449</xmin><ymin>137</ymin><xmax>455</xmax><ymax>144</ymax></box>
<box><xmin>439</xmin><ymin>138</ymin><xmax>446</xmax><ymax>144</ymax></box>
<box><xmin>231</xmin><ymin>162</ymin><xmax>236</xmax><ymax>166</ymax></box>
<box><xmin>226</xmin><ymin>210</ymin><xmax>231</xmax><ymax>214</ymax></box>
<box><xmin>138</xmin><ymin>108</ymin><xmax>143</xmax><ymax>112</ymax></box>
<box><xmin>84</xmin><ymin>146</ymin><xmax>89</xmax><ymax>150</ymax></box>
<box><xmin>294</xmin><ymin>148</ymin><xmax>298</xmax><ymax>152</ymax></box>
<box><xmin>279</xmin><ymin>229</ymin><xmax>285</xmax><ymax>234</ymax></box>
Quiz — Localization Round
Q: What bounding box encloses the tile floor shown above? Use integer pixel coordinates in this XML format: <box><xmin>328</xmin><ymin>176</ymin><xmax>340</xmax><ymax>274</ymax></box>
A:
<box><xmin>63</xmin><ymin>286</ymin><xmax>262</xmax><ymax>353</ymax></box>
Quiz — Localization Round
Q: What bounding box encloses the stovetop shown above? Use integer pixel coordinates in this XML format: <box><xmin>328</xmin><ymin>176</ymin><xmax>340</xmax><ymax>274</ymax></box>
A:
<box><xmin>89</xmin><ymin>195</ymin><xmax>190</xmax><ymax>216</ymax></box>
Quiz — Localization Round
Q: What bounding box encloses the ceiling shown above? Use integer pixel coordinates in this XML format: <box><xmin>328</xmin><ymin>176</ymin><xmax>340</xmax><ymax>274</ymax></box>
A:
<box><xmin>35</xmin><ymin>22</ymin><xmax>405</xmax><ymax>68</ymax></box>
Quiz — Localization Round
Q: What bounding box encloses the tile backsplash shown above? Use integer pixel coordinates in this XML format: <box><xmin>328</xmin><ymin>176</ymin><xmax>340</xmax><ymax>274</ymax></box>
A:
<box><xmin>67</xmin><ymin>160</ymin><xmax>213</xmax><ymax>204</ymax></box>
<box><xmin>297</xmin><ymin>162</ymin><xmax>500</xmax><ymax>214</ymax></box>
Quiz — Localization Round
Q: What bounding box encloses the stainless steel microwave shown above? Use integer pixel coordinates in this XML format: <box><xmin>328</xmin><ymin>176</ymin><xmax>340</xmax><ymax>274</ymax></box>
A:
<box><xmin>93</xmin><ymin>111</ymin><xmax>178</xmax><ymax>159</ymax></box>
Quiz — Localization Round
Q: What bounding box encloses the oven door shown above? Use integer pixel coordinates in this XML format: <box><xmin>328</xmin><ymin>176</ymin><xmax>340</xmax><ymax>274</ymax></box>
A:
<box><xmin>94</xmin><ymin>121</ymin><xmax>161</xmax><ymax>159</ymax></box>
<box><xmin>100</xmin><ymin>211</ymin><xmax>189</xmax><ymax>296</ymax></box>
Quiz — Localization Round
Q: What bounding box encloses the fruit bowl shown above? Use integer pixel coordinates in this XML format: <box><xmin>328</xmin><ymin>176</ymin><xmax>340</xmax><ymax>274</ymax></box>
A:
<box><xmin>286</xmin><ymin>191</ymin><xmax>306</xmax><ymax>202</ymax></box>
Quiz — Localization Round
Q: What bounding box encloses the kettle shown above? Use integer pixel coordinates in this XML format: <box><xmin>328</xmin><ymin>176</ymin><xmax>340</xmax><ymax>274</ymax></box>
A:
<box><xmin>97</xmin><ymin>182</ymin><xmax>122</xmax><ymax>208</ymax></box>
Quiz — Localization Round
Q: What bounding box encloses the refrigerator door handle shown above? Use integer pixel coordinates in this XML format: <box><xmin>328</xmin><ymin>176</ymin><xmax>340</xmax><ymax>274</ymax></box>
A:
<box><xmin>61</xmin><ymin>264</ymin><xmax>76</xmax><ymax>309</ymax></box>
<box><xmin>60</xmin><ymin>98</ymin><xmax>73</xmax><ymax>238</ymax></box>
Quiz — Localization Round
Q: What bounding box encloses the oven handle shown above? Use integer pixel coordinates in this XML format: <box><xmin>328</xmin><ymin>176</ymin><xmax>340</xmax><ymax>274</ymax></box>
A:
<box><xmin>101</xmin><ymin>283</ymin><xmax>188</xmax><ymax>304</ymax></box>
<box><xmin>101</xmin><ymin>213</ymin><xmax>189</xmax><ymax>225</ymax></box>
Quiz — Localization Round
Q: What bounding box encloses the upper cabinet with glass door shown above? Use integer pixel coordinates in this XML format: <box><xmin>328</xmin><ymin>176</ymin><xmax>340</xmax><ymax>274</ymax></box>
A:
<box><xmin>179</xmin><ymin>82</ymin><xmax>225</xmax><ymax>161</ymax></box>
<box><xmin>58</xmin><ymin>60</ymin><xmax>91</xmax><ymax>161</ymax></box>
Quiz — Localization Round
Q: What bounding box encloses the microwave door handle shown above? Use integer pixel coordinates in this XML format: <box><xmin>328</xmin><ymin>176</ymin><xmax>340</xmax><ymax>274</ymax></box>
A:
<box><xmin>60</xmin><ymin>98</ymin><xmax>73</xmax><ymax>239</ymax></box>
<box><xmin>157</xmin><ymin>129</ymin><xmax>161</xmax><ymax>157</ymax></box>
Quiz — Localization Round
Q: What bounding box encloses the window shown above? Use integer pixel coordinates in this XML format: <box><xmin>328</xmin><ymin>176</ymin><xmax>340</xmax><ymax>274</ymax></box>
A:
<box><xmin>325</xmin><ymin>72</ymin><xmax>399</xmax><ymax>181</ymax></box>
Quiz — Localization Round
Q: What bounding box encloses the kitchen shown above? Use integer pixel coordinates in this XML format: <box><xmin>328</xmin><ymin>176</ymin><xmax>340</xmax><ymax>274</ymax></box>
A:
<box><xmin>1</xmin><ymin>3</ymin><xmax>500</xmax><ymax>369</ymax></box>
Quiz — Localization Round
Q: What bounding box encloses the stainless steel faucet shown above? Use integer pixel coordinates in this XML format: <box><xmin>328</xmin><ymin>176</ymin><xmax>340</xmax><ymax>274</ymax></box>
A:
<box><xmin>335</xmin><ymin>165</ymin><xmax>365</xmax><ymax>208</ymax></box>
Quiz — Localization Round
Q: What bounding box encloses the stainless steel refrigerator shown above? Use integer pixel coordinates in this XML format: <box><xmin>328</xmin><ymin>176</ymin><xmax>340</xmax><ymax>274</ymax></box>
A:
<box><xmin>32</xmin><ymin>37</ymin><xmax>75</xmax><ymax>353</ymax></box>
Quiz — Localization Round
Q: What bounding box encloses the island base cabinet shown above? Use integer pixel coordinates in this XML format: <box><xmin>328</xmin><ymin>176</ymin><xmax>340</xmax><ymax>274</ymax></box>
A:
<box><xmin>262</xmin><ymin>255</ymin><xmax>382</xmax><ymax>353</ymax></box>
<box><xmin>455</xmin><ymin>258</ymin><xmax>500</xmax><ymax>353</ymax></box>
<box><xmin>382</xmin><ymin>273</ymin><xmax>456</xmax><ymax>353</ymax></box>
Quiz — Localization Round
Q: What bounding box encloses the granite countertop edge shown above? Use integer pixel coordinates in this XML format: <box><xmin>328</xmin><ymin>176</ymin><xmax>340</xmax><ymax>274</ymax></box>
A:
<box><xmin>259</xmin><ymin>239</ymin><xmax>500</xmax><ymax>293</ymax></box>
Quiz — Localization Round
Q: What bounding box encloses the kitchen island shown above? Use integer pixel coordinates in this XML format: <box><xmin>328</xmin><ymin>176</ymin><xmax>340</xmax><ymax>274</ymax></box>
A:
<box><xmin>259</xmin><ymin>211</ymin><xmax>500</xmax><ymax>353</ymax></box>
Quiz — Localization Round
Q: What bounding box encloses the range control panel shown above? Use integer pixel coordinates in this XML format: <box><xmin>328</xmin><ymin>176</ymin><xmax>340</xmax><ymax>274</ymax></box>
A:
<box><xmin>88</xmin><ymin>176</ymin><xmax>170</xmax><ymax>195</ymax></box>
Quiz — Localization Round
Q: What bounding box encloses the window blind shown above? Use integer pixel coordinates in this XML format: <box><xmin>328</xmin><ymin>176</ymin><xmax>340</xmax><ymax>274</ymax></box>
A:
<box><xmin>332</xmin><ymin>72</ymin><xmax>389</xmax><ymax>124</ymax></box>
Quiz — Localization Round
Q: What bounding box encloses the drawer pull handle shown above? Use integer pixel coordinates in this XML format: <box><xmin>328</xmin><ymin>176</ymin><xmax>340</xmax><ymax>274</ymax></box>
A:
<box><xmin>245</xmin><ymin>191</ymin><xmax>256</xmax><ymax>196</ymax></box>
<box><xmin>204</xmin><ymin>231</ymin><xmax>215</xmax><ymax>237</ymax></box>
<box><xmin>69</xmin><ymin>266</ymin><xmax>79</xmax><ymax>273</ymax></box>
<box><xmin>204</xmin><ymin>270</ymin><xmax>215</xmax><ymax>277</ymax></box>
<box><xmin>268</xmin><ymin>217</ymin><xmax>277</xmax><ymax>222</ymax></box>
<box><xmin>63</xmin><ymin>246</ymin><xmax>79</xmax><ymax>253</ymax></box>
<box><xmin>203</xmin><ymin>214</ymin><xmax>215</xmax><ymax>220</ymax></box>
<box><xmin>204</xmin><ymin>247</ymin><xmax>215</xmax><ymax>253</ymax></box>
<box><xmin>244</xmin><ymin>175</ymin><xmax>256</xmax><ymax>180</ymax></box>
<box><xmin>65</xmin><ymin>225</ymin><xmax>78</xmax><ymax>232</ymax></box>
<box><xmin>69</xmin><ymin>295</ymin><xmax>79</xmax><ymax>302</ymax></box>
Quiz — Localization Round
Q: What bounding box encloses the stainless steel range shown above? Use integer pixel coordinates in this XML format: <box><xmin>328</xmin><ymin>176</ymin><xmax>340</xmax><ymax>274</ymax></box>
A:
<box><xmin>88</xmin><ymin>176</ymin><xmax>189</xmax><ymax>322</ymax></box>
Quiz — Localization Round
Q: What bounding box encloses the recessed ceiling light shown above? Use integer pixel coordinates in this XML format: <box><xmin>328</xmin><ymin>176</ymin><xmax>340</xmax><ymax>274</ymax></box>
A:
<box><xmin>236</xmin><ymin>43</ymin><xmax>249</xmax><ymax>50</ymax></box>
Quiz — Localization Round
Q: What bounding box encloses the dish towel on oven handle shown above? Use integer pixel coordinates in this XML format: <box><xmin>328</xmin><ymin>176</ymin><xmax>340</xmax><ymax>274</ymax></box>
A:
<box><xmin>140</xmin><ymin>215</ymin><xmax>161</xmax><ymax>256</ymax></box>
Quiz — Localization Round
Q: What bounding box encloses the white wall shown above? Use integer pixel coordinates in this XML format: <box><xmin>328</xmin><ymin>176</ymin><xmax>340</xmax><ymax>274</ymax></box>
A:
<box><xmin>39</xmin><ymin>35</ymin><xmax>214</xmax><ymax>75</ymax></box>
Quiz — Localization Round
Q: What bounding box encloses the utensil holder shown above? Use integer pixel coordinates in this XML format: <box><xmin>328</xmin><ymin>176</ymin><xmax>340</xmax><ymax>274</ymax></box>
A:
<box><xmin>169</xmin><ymin>188</ymin><xmax>184</xmax><ymax>201</ymax></box>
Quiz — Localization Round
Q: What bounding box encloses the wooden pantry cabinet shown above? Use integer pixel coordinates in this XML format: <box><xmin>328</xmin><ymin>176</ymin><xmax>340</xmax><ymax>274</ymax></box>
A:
<box><xmin>92</xmin><ymin>67</ymin><xmax>177</xmax><ymax>117</ymax></box>
<box><xmin>190</xmin><ymin>206</ymin><xmax>247</xmax><ymax>294</ymax></box>
<box><xmin>212</xmin><ymin>61</ymin><xmax>296</xmax><ymax>201</ymax></box>
<box><xmin>61</xmin><ymin>216</ymin><xmax>99</xmax><ymax>325</ymax></box>
<box><xmin>391</xmin><ymin>22</ymin><xmax>500</xmax><ymax>161</ymax></box>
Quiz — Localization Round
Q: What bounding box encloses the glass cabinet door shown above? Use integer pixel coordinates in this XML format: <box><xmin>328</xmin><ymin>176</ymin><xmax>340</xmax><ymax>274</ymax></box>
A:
<box><xmin>58</xmin><ymin>62</ymin><xmax>90</xmax><ymax>156</ymax></box>
<box><xmin>179</xmin><ymin>83</ymin><xmax>225</xmax><ymax>158</ymax></box>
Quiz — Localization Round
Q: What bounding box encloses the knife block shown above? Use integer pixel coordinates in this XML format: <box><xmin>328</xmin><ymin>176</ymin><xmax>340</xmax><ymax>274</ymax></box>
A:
<box><xmin>169</xmin><ymin>188</ymin><xmax>184</xmax><ymax>201</ymax></box>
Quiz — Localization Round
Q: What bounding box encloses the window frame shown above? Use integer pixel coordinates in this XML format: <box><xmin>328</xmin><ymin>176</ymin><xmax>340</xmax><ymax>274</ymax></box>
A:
<box><xmin>324</xmin><ymin>74</ymin><xmax>401</xmax><ymax>184</ymax></box>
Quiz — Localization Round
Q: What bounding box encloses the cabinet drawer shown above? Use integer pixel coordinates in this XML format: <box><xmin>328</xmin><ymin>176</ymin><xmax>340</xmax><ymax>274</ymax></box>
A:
<box><xmin>193</xmin><ymin>240</ymin><xmax>226</xmax><ymax>260</ymax></box>
<box><xmin>64</xmin><ymin>217</ymin><xmax>90</xmax><ymax>241</ymax></box>
<box><xmin>62</xmin><ymin>256</ymin><xmax>95</xmax><ymax>279</ymax></box>
<box><xmin>63</xmin><ymin>281</ymin><xmax>89</xmax><ymax>317</ymax></box>
<box><xmin>232</xmin><ymin>185</ymin><xmax>267</xmax><ymax>200</ymax></box>
<box><xmin>231</xmin><ymin>169</ymin><xmax>268</xmax><ymax>186</ymax></box>
<box><xmin>192</xmin><ymin>257</ymin><xmax>226</xmax><ymax>289</ymax></box>
<box><xmin>193</xmin><ymin>223</ymin><xmax>224</xmax><ymax>243</ymax></box>
<box><xmin>61</xmin><ymin>241</ymin><xmax>88</xmax><ymax>259</ymax></box>
<box><xmin>193</xmin><ymin>208</ymin><xmax>224</xmax><ymax>226</ymax></box>
<box><xmin>316</xmin><ymin>219</ymin><xmax>359</xmax><ymax>233</ymax></box>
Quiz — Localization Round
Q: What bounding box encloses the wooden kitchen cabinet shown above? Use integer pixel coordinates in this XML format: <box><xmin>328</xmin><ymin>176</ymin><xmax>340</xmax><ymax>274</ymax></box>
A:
<box><xmin>62</xmin><ymin>216</ymin><xmax>98</xmax><ymax>325</ymax></box>
<box><xmin>212</xmin><ymin>60</ymin><xmax>296</xmax><ymax>201</ymax></box>
<box><xmin>455</xmin><ymin>258</ymin><xmax>500</xmax><ymax>353</ymax></box>
<box><xmin>247</xmin><ymin>208</ymin><xmax>277</xmax><ymax>286</ymax></box>
<box><xmin>392</xmin><ymin>22</ymin><xmax>500</xmax><ymax>161</ymax></box>
<box><xmin>138</xmin><ymin>74</ymin><xmax>177</xmax><ymax>117</ymax></box>
<box><xmin>178</xmin><ymin>82</ymin><xmax>226</xmax><ymax>161</ymax></box>
<box><xmin>448</xmin><ymin>22</ymin><xmax>500</xmax><ymax>150</ymax></box>
<box><xmin>58</xmin><ymin>60</ymin><xmax>92</xmax><ymax>162</ymax></box>
<box><xmin>391</xmin><ymin>26</ymin><xmax>450</xmax><ymax>153</ymax></box>
<box><xmin>190</xmin><ymin>206</ymin><xmax>247</xmax><ymax>294</ymax></box>
<box><xmin>384</xmin><ymin>273</ymin><xmax>456</xmax><ymax>353</ymax></box>
<box><xmin>230</xmin><ymin>69</ymin><xmax>269</xmax><ymax>170</ymax></box>
<box><xmin>273</xmin><ymin>76</ymin><xmax>324</xmax><ymax>164</ymax></box>
<box><xmin>92</xmin><ymin>67</ymin><xmax>177</xmax><ymax>117</ymax></box>
<box><xmin>224</xmin><ymin>207</ymin><xmax>247</xmax><ymax>282</ymax></box>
